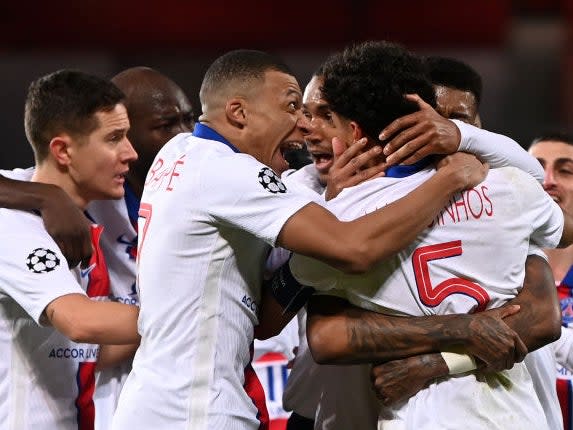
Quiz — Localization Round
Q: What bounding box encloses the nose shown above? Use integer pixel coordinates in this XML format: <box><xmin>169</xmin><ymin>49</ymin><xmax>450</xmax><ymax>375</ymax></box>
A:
<box><xmin>543</xmin><ymin>167</ymin><xmax>556</xmax><ymax>191</ymax></box>
<box><xmin>122</xmin><ymin>137</ymin><xmax>138</xmax><ymax>163</ymax></box>
<box><xmin>303</xmin><ymin>122</ymin><xmax>324</xmax><ymax>149</ymax></box>
<box><xmin>297</xmin><ymin>112</ymin><xmax>311</xmax><ymax>136</ymax></box>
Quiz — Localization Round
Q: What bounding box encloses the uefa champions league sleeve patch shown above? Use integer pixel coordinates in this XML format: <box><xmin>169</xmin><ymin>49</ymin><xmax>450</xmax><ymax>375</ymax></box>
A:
<box><xmin>258</xmin><ymin>167</ymin><xmax>287</xmax><ymax>194</ymax></box>
<box><xmin>26</xmin><ymin>248</ymin><xmax>61</xmax><ymax>273</ymax></box>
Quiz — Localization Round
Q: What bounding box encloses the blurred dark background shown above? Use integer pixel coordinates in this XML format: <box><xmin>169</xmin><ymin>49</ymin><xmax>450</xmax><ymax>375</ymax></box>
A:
<box><xmin>1</xmin><ymin>0</ymin><xmax>572</xmax><ymax>168</ymax></box>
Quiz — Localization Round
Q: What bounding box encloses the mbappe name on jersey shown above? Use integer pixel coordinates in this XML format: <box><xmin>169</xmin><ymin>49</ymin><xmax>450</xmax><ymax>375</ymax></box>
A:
<box><xmin>145</xmin><ymin>155</ymin><xmax>186</xmax><ymax>192</ymax></box>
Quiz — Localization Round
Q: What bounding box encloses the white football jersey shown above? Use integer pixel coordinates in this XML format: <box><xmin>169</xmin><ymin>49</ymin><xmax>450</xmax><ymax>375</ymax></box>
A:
<box><xmin>112</xmin><ymin>126</ymin><xmax>313</xmax><ymax>430</ymax></box>
<box><xmin>88</xmin><ymin>194</ymin><xmax>139</xmax><ymax>430</ymax></box>
<box><xmin>0</xmin><ymin>167</ymin><xmax>138</xmax><ymax>430</ymax></box>
<box><xmin>0</xmin><ymin>209</ymin><xmax>106</xmax><ymax>430</ymax></box>
<box><xmin>291</xmin><ymin>166</ymin><xmax>563</xmax><ymax>429</ymax></box>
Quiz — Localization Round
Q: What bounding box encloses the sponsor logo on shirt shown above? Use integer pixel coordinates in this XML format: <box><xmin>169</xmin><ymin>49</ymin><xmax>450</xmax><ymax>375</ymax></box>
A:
<box><xmin>558</xmin><ymin>363</ymin><xmax>573</xmax><ymax>380</ymax></box>
<box><xmin>110</xmin><ymin>282</ymin><xmax>139</xmax><ymax>305</ymax></box>
<box><xmin>258</xmin><ymin>168</ymin><xmax>287</xmax><ymax>194</ymax></box>
<box><xmin>48</xmin><ymin>346</ymin><xmax>99</xmax><ymax>360</ymax></box>
<box><xmin>80</xmin><ymin>262</ymin><xmax>97</xmax><ymax>278</ymax></box>
<box><xmin>242</xmin><ymin>294</ymin><xmax>258</xmax><ymax>313</ymax></box>
<box><xmin>26</xmin><ymin>248</ymin><xmax>60</xmax><ymax>274</ymax></box>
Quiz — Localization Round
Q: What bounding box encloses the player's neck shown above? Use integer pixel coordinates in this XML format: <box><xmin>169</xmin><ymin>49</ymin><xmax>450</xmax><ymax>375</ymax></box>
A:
<box><xmin>546</xmin><ymin>245</ymin><xmax>573</xmax><ymax>283</ymax></box>
<box><xmin>32</xmin><ymin>163</ymin><xmax>88</xmax><ymax>210</ymax></box>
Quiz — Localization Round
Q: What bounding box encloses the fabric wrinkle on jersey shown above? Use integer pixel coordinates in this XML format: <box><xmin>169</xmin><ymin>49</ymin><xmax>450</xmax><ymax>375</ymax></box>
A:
<box><xmin>0</xmin><ymin>209</ymin><xmax>109</xmax><ymax>430</ymax></box>
<box><xmin>290</xmin><ymin>165</ymin><xmax>563</xmax><ymax>429</ymax></box>
<box><xmin>0</xmin><ymin>167</ymin><xmax>140</xmax><ymax>430</ymax></box>
<box><xmin>88</xmin><ymin>185</ymin><xmax>140</xmax><ymax>430</ymax></box>
<box><xmin>111</xmin><ymin>124</ymin><xmax>314</xmax><ymax>430</ymax></box>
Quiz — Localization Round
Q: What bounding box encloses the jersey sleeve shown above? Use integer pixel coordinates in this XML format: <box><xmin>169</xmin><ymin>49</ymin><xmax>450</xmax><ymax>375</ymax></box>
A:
<box><xmin>0</xmin><ymin>167</ymin><xmax>35</xmax><ymax>181</ymax></box>
<box><xmin>454</xmin><ymin>121</ymin><xmax>544</xmax><ymax>182</ymax></box>
<box><xmin>289</xmin><ymin>252</ymin><xmax>342</xmax><ymax>292</ymax></box>
<box><xmin>527</xmin><ymin>243</ymin><xmax>547</xmax><ymax>259</ymax></box>
<box><xmin>516</xmin><ymin>170</ymin><xmax>564</xmax><ymax>249</ymax></box>
<box><xmin>199</xmin><ymin>155</ymin><xmax>316</xmax><ymax>246</ymax></box>
<box><xmin>0</xmin><ymin>219</ymin><xmax>85</xmax><ymax>325</ymax></box>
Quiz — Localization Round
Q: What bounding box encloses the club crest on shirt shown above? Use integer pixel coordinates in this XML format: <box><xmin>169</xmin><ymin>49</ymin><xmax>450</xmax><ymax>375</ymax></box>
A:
<box><xmin>26</xmin><ymin>248</ymin><xmax>60</xmax><ymax>274</ymax></box>
<box><xmin>561</xmin><ymin>297</ymin><xmax>573</xmax><ymax>326</ymax></box>
<box><xmin>258</xmin><ymin>167</ymin><xmax>286</xmax><ymax>194</ymax></box>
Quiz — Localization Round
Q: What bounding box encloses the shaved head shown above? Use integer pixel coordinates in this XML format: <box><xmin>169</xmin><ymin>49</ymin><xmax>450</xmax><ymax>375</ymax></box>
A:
<box><xmin>199</xmin><ymin>50</ymin><xmax>293</xmax><ymax>115</ymax></box>
<box><xmin>111</xmin><ymin>67</ymin><xmax>193</xmax><ymax>196</ymax></box>
<box><xmin>112</xmin><ymin>67</ymin><xmax>190</xmax><ymax>119</ymax></box>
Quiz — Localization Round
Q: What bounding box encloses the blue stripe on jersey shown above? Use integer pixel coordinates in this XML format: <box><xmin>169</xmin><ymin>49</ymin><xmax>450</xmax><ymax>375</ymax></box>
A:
<box><xmin>385</xmin><ymin>156</ymin><xmax>433</xmax><ymax>178</ymax></box>
<box><xmin>267</xmin><ymin>366</ymin><xmax>275</xmax><ymax>401</ymax></box>
<box><xmin>192</xmin><ymin>123</ymin><xmax>241</xmax><ymax>153</ymax></box>
<box><xmin>563</xmin><ymin>266</ymin><xmax>573</xmax><ymax>294</ymax></box>
<box><xmin>124</xmin><ymin>182</ymin><xmax>140</xmax><ymax>229</ymax></box>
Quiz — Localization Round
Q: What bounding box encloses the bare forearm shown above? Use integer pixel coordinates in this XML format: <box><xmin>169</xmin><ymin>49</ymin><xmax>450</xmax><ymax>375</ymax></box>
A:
<box><xmin>96</xmin><ymin>343</ymin><xmax>138</xmax><ymax>370</ymax></box>
<box><xmin>47</xmin><ymin>295</ymin><xmax>140</xmax><ymax>345</ymax></box>
<box><xmin>0</xmin><ymin>174</ymin><xmax>58</xmax><ymax>211</ymax></box>
<box><xmin>0</xmin><ymin>175</ymin><xmax>91</xmax><ymax>267</ymax></box>
<box><xmin>254</xmin><ymin>284</ymin><xmax>298</xmax><ymax>340</ymax></box>
<box><xmin>75</xmin><ymin>301</ymin><xmax>140</xmax><ymax>345</ymax></box>
<box><xmin>306</xmin><ymin>296</ymin><xmax>470</xmax><ymax>364</ymax></box>
<box><xmin>280</xmin><ymin>155</ymin><xmax>485</xmax><ymax>275</ymax></box>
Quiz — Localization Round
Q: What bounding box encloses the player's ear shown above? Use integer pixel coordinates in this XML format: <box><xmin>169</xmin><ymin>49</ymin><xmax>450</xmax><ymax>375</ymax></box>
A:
<box><xmin>350</xmin><ymin>121</ymin><xmax>365</xmax><ymax>141</ymax></box>
<box><xmin>48</xmin><ymin>134</ymin><xmax>73</xmax><ymax>166</ymax></box>
<box><xmin>225</xmin><ymin>97</ymin><xmax>248</xmax><ymax>129</ymax></box>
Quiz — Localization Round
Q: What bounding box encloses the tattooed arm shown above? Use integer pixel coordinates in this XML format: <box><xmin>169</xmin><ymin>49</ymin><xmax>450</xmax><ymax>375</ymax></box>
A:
<box><xmin>307</xmin><ymin>255</ymin><xmax>557</xmax><ymax>365</ymax></box>
<box><xmin>306</xmin><ymin>295</ymin><xmax>525</xmax><ymax>367</ymax></box>
<box><xmin>369</xmin><ymin>254</ymin><xmax>560</xmax><ymax>405</ymax></box>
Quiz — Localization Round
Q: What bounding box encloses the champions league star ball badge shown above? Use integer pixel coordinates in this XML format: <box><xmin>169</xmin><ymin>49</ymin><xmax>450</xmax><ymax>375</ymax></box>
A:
<box><xmin>26</xmin><ymin>248</ymin><xmax>60</xmax><ymax>274</ymax></box>
<box><xmin>258</xmin><ymin>167</ymin><xmax>287</xmax><ymax>194</ymax></box>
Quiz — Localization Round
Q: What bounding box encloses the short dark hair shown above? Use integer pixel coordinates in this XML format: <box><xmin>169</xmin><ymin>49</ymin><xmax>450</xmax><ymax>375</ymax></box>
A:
<box><xmin>530</xmin><ymin>131</ymin><xmax>573</xmax><ymax>148</ymax></box>
<box><xmin>425</xmin><ymin>56</ymin><xmax>483</xmax><ymax>106</ymax></box>
<box><xmin>24</xmin><ymin>69</ymin><xmax>125</xmax><ymax>162</ymax></box>
<box><xmin>199</xmin><ymin>49</ymin><xmax>293</xmax><ymax>103</ymax></box>
<box><xmin>320</xmin><ymin>40</ymin><xmax>436</xmax><ymax>141</ymax></box>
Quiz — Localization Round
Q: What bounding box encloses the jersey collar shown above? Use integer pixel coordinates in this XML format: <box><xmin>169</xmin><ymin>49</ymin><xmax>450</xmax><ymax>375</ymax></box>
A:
<box><xmin>124</xmin><ymin>181</ymin><xmax>140</xmax><ymax>229</ymax></box>
<box><xmin>385</xmin><ymin>157</ymin><xmax>433</xmax><ymax>178</ymax></box>
<box><xmin>192</xmin><ymin>123</ymin><xmax>241</xmax><ymax>153</ymax></box>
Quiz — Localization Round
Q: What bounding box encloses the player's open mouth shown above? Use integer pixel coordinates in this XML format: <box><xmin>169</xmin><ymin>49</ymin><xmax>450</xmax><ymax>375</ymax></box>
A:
<box><xmin>115</xmin><ymin>172</ymin><xmax>128</xmax><ymax>182</ymax></box>
<box><xmin>310</xmin><ymin>151</ymin><xmax>333</xmax><ymax>172</ymax></box>
<box><xmin>279</xmin><ymin>141</ymin><xmax>304</xmax><ymax>158</ymax></box>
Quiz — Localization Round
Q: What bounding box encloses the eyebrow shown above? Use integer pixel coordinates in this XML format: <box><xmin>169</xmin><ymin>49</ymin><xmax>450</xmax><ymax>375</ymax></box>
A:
<box><xmin>104</xmin><ymin>127</ymin><xmax>129</xmax><ymax>138</ymax></box>
<box><xmin>554</xmin><ymin>158</ymin><xmax>573</xmax><ymax>165</ymax></box>
<box><xmin>303</xmin><ymin>102</ymin><xmax>331</xmax><ymax>111</ymax></box>
<box><xmin>537</xmin><ymin>157</ymin><xmax>573</xmax><ymax>166</ymax></box>
<box><xmin>152</xmin><ymin>111</ymin><xmax>193</xmax><ymax>121</ymax></box>
<box><xmin>286</xmin><ymin>88</ymin><xmax>302</xmax><ymax>98</ymax></box>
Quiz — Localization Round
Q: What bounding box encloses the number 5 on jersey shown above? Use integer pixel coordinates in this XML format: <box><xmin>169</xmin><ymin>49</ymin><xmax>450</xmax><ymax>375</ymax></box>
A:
<box><xmin>412</xmin><ymin>240</ymin><xmax>490</xmax><ymax>312</ymax></box>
